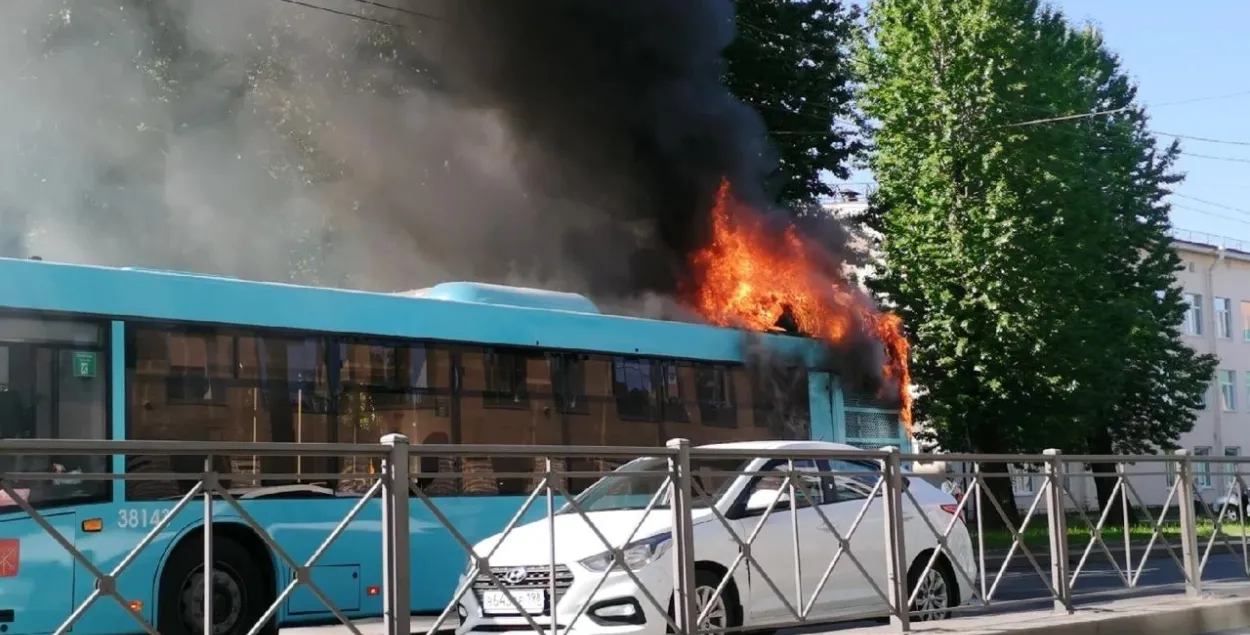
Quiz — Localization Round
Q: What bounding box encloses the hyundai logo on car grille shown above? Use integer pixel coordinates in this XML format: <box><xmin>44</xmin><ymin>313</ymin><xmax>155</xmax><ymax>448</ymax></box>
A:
<box><xmin>504</xmin><ymin>567</ymin><xmax>528</xmax><ymax>585</ymax></box>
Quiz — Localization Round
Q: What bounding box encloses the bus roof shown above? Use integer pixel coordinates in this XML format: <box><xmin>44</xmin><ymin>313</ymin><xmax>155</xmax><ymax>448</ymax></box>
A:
<box><xmin>0</xmin><ymin>257</ymin><xmax>826</xmax><ymax>365</ymax></box>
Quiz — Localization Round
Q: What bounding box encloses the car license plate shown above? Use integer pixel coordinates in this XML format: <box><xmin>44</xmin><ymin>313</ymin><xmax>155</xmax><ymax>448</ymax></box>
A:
<box><xmin>480</xmin><ymin>589</ymin><xmax>546</xmax><ymax>615</ymax></box>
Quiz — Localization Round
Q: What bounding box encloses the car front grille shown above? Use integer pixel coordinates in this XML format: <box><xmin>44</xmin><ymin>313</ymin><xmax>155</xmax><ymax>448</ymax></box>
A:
<box><xmin>471</xmin><ymin>565</ymin><xmax>575</xmax><ymax>615</ymax></box>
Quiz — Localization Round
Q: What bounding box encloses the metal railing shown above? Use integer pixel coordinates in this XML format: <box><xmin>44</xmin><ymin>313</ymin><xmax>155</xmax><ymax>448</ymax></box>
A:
<box><xmin>0</xmin><ymin>438</ymin><xmax>1247</xmax><ymax>635</ymax></box>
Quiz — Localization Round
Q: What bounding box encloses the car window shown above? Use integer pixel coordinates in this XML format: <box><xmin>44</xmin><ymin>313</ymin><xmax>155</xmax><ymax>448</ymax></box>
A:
<box><xmin>744</xmin><ymin>459</ymin><xmax>825</xmax><ymax>510</ymax></box>
<box><xmin>829</xmin><ymin>459</ymin><xmax>884</xmax><ymax>502</ymax></box>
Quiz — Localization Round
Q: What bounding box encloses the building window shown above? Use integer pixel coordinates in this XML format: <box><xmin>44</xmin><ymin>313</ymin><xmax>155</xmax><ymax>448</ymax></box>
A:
<box><xmin>1220</xmin><ymin>370</ymin><xmax>1237</xmax><ymax>411</ymax></box>
<box><xmin>1226</xmin><ymin>446</ymin><xmax>1241</xmax><ymax>477</ymax></box>
<box><xmin>1215</xmin><ymin>297</ymin><xmax>1233</xmax><ymax>339</ymax></box>
<box><xmin>1242</xmin><ymin>302</ymin><xmax>1250</xmax><ymax>341</ymax></box>
<box><xmin>1011</xmin><ymin>465</ymin><xmax>1036</xmax><ymax>495</ymax></box>
<box><xmin>1183</xmin><ymin>293</ymin><xmax>1203</xmax><ymax>336</ymax></box>
<box><xmin>1167</xmin><ymin>451</ymin><xmax>1177</xmax><ymax>488</ymax></box>
<box><xmin>483</xmin><ymin>349</ymin><xmax>528</xmax><ymax>407</ymax></box>
<box><xmin>1195</xmin><ymin>446</ymin><xmax>1213</xmax><ymax>489</ymax></box>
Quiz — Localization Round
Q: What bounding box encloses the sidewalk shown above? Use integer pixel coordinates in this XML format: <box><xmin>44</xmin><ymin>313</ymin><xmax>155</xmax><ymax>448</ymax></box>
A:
<box><xmin>840</xmin><ymin>580</ymin><xmax>1250</xmax><ymax>635</ymax></box>
<box><xmin>982</xmin><ymin>540</ymin><xmax>1249</xmax><ymax>571</ymax></box>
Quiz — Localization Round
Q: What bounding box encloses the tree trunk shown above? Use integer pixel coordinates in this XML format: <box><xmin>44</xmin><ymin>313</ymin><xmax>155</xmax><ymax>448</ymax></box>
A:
<box><xmin>976</xmin><ymin>462</ymin><xmax>1022</xmax><ymax>531</ymax></box>
<box><xmin>1089</xmin><ymin>427</ymin><xmax>1137</xmax><ymax>527</ymax></box>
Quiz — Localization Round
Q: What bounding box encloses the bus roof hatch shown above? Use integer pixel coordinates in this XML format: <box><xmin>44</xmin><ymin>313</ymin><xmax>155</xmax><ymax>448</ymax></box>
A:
<box><xmin>407</xmin><ymin>282</ymin><xmax>601</xmax><ymax>314</ymax></box>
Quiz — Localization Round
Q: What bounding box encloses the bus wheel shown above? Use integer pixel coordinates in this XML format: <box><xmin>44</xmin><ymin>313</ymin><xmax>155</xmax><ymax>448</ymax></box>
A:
<box><xmin>157</xmin><ymin>534</ymin><xmax>275</xmax><ymax>635</ymax></box>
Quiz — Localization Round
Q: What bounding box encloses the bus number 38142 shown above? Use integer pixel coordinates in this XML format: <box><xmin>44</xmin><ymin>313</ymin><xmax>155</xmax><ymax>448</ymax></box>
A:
<box><xmin>117</xmin><ymin>508</ymin><xmax>173</xmax><ymax>529</ymax></box>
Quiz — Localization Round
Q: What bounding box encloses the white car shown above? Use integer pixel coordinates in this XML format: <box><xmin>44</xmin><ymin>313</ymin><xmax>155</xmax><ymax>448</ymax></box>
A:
<box><xmin>455</xmin><ymin>441</ymin><xmax>974</xmax><ymax>635</ymax></box>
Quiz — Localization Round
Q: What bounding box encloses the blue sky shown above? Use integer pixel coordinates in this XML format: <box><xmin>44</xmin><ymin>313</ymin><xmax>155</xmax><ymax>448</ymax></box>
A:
<box><xmin>838</xmin><ymin>1</ymin><xmax>1250</xmax><ymax>247</ymax></box>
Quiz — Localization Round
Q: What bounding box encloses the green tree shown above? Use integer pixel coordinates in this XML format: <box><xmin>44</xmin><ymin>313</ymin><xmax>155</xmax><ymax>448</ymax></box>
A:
<box><xmin>857</xmin><ymin>0</ymin><xmax>1214</xmax><ymax>525</ymax></box>
<box><xmin>1061</xmin><ymin>31</ymin><xmax>1217</xmax><ymax>518</ymax></box>
<box><xmin>724</xmin><ymin>0</ymin><xmax>861</xmax><ymax>206</ymax></box>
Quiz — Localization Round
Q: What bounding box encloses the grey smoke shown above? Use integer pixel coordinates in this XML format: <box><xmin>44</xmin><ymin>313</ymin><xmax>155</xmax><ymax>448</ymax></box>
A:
<box><xmin>0</xmin><ymin>0</ymin><xmax>779</xmax><ymax>303</ymax></box>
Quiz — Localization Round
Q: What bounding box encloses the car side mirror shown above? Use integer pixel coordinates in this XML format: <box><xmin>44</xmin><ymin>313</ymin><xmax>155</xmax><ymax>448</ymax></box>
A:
<box><xmin>745</xmin><ymin>489</ymin><xmax>789</xmax><ymax>512</ymax></box>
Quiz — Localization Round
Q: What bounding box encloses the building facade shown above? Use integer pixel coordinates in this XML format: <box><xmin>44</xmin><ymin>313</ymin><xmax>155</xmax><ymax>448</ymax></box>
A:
<box><xmin>1167</xmin><ymin>232</ymin><xmax>1250</xmax><ymax>503</ymax></box>
<box><xmin>1002</xmin><ymin>232</ymin><xmax>1250</xmax><ymax>511</ymax></box>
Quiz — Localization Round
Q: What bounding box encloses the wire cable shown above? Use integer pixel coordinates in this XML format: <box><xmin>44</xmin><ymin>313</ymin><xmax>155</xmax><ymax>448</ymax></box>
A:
<box><xmin>275</xmin><ymin>0</ymin><xmax>396</xmax><ymax>26</ymax></box>
<box><xmin>344</xmin><ymin>0</ymin><xmax>445</xmax><ymax>21</ymax></box>
<box><xmin>1003</xmin><ymin>90</ymin><xmax>1250</xmax><ymax>128</ymax></box>
<box><xmin>1152</xmin><ymin>131</ymin><xmax>1250</xmax><ymax>147</ymax></box>
<box><xmin>1179</xmin><ymin>151</ymin><xmax>1250</xmax><ymax>165</ymax></box>
<box><xmin>1171</xmin><ymin>193</ymin><xmax>1250</xmax><ymax>218</ymax></box>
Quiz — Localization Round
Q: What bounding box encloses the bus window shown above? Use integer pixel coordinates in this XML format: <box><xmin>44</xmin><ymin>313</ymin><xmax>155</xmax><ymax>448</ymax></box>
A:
<box><xmin>749</xmin><ymin>365</ymin><xmax>811</xmax><ymax>440</ymax></box>
<box><xmin>127</xmin><ymin>325</ymin><xmax>335</xmax><ymax>498</ymax></box>
<box><xmin>457</xmin><ymin>346</ymin><xmax>561</xmax><ymax>496</ymax></box>
<box><xmin>0</xmin><ymin>313</ymin><xmax>110</xmax><ymax>508</ymax></box>
<box><xmin>336</xmin><ymin>339</ymin><xmax>453</xmax><ymax>494</ymax></box>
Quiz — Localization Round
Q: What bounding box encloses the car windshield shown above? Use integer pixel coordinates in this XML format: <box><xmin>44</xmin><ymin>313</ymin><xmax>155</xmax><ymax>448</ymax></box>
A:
<box><xmin>564</xmin><ymin>456</ymin><xmax>749</xmax><ymax>513</ymax></box>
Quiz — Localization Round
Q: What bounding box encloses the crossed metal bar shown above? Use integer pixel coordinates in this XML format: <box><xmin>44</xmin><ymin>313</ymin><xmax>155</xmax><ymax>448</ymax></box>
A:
<box><xmin>413</xmin><ymin>466</ymin><xmax>683</xmax><ymax>635</ymax></box>
<box><xmin>0</xmin><ymin>478</ymin><xmax>199</xmax><ymax>635</ymax></box>
<box><xmin>686</xmin><ymin>463</ymin><xmax>895</xmax><ymax>630</ymax></box>
<box><xmin>0</xmin><ymin>465</ymin><xmax>386</xmax><ymax>635</ymax></box>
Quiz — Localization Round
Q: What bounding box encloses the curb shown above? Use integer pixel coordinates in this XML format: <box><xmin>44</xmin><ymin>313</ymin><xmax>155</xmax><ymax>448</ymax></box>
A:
<box><xmin>949</xmin><ymin>594</ymin><xmax>1250</xmax><ymax>635</ymax></box>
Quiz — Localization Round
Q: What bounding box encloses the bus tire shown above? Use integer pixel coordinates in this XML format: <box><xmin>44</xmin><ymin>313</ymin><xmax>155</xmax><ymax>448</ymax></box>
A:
<box><xmin>157</xmin><ymin>533</ymin><xmax>276</xmax><ymax>635</ymax></box>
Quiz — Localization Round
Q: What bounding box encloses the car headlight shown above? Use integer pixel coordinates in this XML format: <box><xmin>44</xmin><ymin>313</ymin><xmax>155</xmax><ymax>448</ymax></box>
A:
<box><xmin>579</xmin><ymin>532</ymin><xmax>672</xmax><ymax>572</ymax></box>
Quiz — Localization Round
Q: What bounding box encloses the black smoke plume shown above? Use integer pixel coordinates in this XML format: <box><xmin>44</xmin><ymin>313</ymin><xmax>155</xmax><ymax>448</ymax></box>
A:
<box><xmin>424</xmin><ymin>0</ymin><xmax>775</xmax><ymax>297</ymax></box>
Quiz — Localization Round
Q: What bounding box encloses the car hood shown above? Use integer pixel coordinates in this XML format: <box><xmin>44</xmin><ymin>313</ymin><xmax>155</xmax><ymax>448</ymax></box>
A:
<box><xmin>469</xmin><ymin>508</ymin><xmax>715</xmax><ymax>566</ymax></box>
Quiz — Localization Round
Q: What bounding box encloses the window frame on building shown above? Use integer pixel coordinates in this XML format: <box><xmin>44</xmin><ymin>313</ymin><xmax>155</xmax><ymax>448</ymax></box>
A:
<box><xmin>1183</xmin><ymin>293</ymin><xmax>1203</xmax><ymax>336</ymax></box>
<box><xmin>1215</xmin><ymin>297</ymin><xmax>1233</xmax><ymax>339</ymax></box>
<box><xmin>1241</xmin><ymin>301</ymin><xmax>1250</xmax><ymax>341</ymax></box>
<box><xmin>1225</xmin><ymin>446</ymin><xmax>1241</xmax><ymax>477</ymax></box>
<box><xmin>1220</xmin><ymin>369</ymin><xmax>1237</xmax><ymax>411</ymax></box>
<box><xmin>1195</xmin><ymin>446</ymin><xmax>1213</xmax><ymax>489</ymax></box>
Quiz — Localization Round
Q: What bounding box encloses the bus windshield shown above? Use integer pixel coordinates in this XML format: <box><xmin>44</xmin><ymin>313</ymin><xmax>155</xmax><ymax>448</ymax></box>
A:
<box><xmin>564</xmin><ymin>455</ymin><xmax>748</xmax><ymax>513</ymax></box>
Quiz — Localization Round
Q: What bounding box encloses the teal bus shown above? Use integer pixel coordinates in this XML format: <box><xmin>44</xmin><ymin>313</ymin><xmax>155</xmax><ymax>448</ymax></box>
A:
<box><xmin>0</xmin><ymin>257</ymin><xmax>907</xmax><ymax>635</ymax></box>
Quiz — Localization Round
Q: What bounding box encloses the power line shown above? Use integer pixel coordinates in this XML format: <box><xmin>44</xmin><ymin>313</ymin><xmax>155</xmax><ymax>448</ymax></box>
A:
<box><xmin>1003</xmin><ymin>89</ymin><xmax>1250</xmax><ymax>128</ymax></box>
<box><xmin>343</xmin><ymin>0</ymin><xmax>445</xmax><ymax>21</ymax></box>
<box><xmin>1171</xmin><ymin>193</ymin><xmax>1250</xmax><ymax>217</ymax></box>
<box><xmin>1152</xmin><ymin>131</ymin><xmax>1250</xmax><ymax>147</ymax></box>
<box><xmin>1171</xmin><ymin>203</ymin><xmax>1250</xmax><ymax>227</ymax></box>
<box><xmin>276</xmin><ymin>0</ymin><xmax>397</xmax><ymax>26</ymax></box>
<box><xmin>1179</xmin><ymin>151</ymin><xmax>1250</xmax><ymax>165</ymax></box>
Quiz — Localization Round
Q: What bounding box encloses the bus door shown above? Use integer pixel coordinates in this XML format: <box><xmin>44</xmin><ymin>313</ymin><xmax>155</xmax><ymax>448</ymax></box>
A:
<box><xmin>0</xmin><ymin>343</ymin><xmax>84</xmax><ymax>634</ymax></box>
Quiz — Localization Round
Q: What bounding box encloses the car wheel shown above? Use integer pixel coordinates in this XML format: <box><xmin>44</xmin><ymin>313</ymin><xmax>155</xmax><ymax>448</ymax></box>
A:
<box><xmin>1223</xmin><ymin>503</ymin><xmax>1242</xmax><ymax>523</ymax></box>
<box><xmin>672</xmin><ymin>568</ymin><xmax>743</xmax><ymax>634</ymax></box>
<box><xmin>907</xmin><ymin>555</ymin><xmax>958</xmax><ymax>621</ymax></box>
<box><xmin>157</xmin><ymin>535</ymin><xmax>275</xmax><ymax>635</ymax></box>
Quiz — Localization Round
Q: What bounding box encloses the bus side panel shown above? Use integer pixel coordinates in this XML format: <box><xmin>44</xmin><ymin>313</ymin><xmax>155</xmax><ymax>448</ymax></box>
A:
<box><xmin>41</xmin><ymin>495</ymin><xmax>580</xmax><ymax>634</ymax></box>
<box><xmin>69</xmin><ymin>503</ymin><xmax>224</xmax><ymax>635</ymax></box>
<box><xmin>0</xmin><ymin>511</ymin><xmax>77</xmax><ymax>635</ymax></box>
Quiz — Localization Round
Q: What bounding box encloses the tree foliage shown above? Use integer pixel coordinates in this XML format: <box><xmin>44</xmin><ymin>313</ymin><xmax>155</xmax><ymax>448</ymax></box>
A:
<box><xmin>724</xmin><ymin>0</ymin><xmax>861</xmax><ymax>207</ymax></box>
<box><xmin>858</xmin><ymin>0</ymin><xmax>1215</xmax><ymax>522</ymax></box>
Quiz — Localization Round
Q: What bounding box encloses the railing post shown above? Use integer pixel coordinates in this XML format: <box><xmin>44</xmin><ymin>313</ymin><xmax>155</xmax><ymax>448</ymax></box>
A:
<box><xmin>1043</xmin><ymin>449</ymin><xmax>1072</xmax><ymax>613</ymax></box>
<box><xmin>881</xmin><ymin>447</ymin><xmax>910</xmax><ymax>632</ymax></box>
<box><xmin>666</xmin><ymin>438</ymin><xmax>698</xmax><ymax>635</ymax></box>
<box><xmin>1175</xmin><ymin>449</ymin><xmax>1203</xmax><ymax>596</ymax></box>
<box><xmin>381</xmin><ymin>434</ymin><xmax>411</xmax><ymax>635</ymax></box>
<box><xmin>203</xmin><ymin>456</ymin><xmax>215</xmax><ymax>635</ymax></box>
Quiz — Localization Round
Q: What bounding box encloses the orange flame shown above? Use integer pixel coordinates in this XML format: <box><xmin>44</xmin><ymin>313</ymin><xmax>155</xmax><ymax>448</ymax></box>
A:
<box><xmin>687</xmin><ymin>179</ymin><xmax>913</xmax><ymax>432</ymax></box>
